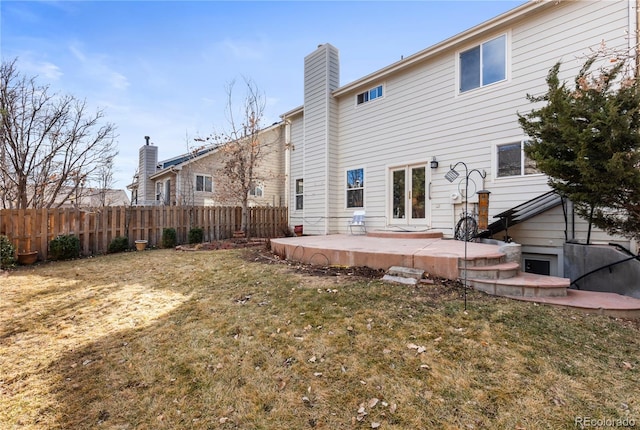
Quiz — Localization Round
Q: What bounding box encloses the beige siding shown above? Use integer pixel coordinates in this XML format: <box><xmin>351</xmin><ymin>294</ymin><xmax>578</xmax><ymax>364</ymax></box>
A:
<box><xmin>499</xmin><ymin>204</ymin><xmax>631</xmax><ymax>250</ymax></box>
<box><xmin>150</xmin><ymin>125</ymin><xmax>286</xmax><ymax>208</ymax></box>
<box><xmin>302</xmin><ymin>44</ymin><xmax>340</xmax><ymax>234</ymax></box>
<box><xmin>323</xmin><ymin>0</ymin><xmax>631</xmax><ymax>238</ymax></box>
<box><xmin>288</xmin><ymin>113</ymin><xmax>305</xmax><ymax>229</ymax></box>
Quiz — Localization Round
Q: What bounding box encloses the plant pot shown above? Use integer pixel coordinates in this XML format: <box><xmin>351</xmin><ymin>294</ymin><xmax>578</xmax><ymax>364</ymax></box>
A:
<box><xmin>294</xmin><ymin>225</ymin><xmax>303</xmax><ymax>236</ymax></box>
<box><xmin>135</xmin><ymin>240</ymin><xmax>148</xmax><ymax>251</ymax></box>
<box><xmin>17</xmin><ymin>250</ymin><xmax>38</xmax><ymax>265</ymax></box>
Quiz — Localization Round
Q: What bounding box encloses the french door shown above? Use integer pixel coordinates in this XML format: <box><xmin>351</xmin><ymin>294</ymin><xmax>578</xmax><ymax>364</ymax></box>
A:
<box><xmin>390</xmin><ymin>164</ymin><xmax>429</xmax><ymax>226</ymax></box>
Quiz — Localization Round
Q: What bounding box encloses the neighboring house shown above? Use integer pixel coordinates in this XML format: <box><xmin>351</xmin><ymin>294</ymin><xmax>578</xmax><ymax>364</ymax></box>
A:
<box><xmin>128</xmin><ymin>123</ymin><xmax>286</xmax><ymax>208</ymax></box>
<box><xmin>281</xmin><ymin>0</ymin><xmax>638</xmax><ymax>277</ymax></box>
<box><xmin>54</xmin><ymin>187</ymin><xmax>130</xmax><ymax>208</ymax></box>
<box><xmin>0</xmin><ymin>186</ymin><xmax>130</xmax><ymax>209</ymax></box>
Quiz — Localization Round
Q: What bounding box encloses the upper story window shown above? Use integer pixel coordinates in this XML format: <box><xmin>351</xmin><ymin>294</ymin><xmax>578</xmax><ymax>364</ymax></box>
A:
<box><xmin>497</xmin><ymin>141</ymin><xmax>539</xmax><ymax>177</ymax></box>
<box><xmin>356</xmin><ymin>85</ymin><xmax>383</xmax><ymax>105</ymax></box>
<box><xmin>196</xmin><ymin>174</ymin><xmax>212</xmax><ymax>192</ymax></box>
<box><xmin>295</xmin><ymin>179</ymin><xmax>304</xmax><ymax>210</ymax></box>
<box><xmin>460</xmin><ymin>34</ymin><xmax>506</xmax><ymax>93</ymax></box>
<box><xmin>346</xmin><ymin>168</ymin><xmax>364</xmax><ymax>208</ymax></box>
<box><xmin>249</xmin><ymin>181</ymin><xmax>264</xmax><ymax>197</ymax></box>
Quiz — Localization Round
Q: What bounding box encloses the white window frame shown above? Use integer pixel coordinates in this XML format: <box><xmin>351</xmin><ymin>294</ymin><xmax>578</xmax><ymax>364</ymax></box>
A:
<box><xmin>493</xmin><ymin>139</ymin><xmax>542</xmax><ymax>179</ymax></box>
<box><xmin>295</xmin><ymin>178</ymin><xmax>304</xmax><ymax>210</ymax></box>
<box><xmin>249</xmin><ymin>181</ymin><xmax>264</xmax><ymax>197</ymax></box>
<box><xmin>346</xmin><ymin>167</ymin><xmax>365</xmax><ymax>209</ymax></box>
<box><xmin>356</xmin><ymin>84</ymin><xmax>384</xmax><ymax>106</ymax></box>
<box><xmin>457</xmin><ymin>33</ymin><xmax>509</xmax><ymax>94</ymax></box>
<box><xmin>195</xmin><ymin>174</ymin><xmax>213</xmax><ymax>192</ymax></box>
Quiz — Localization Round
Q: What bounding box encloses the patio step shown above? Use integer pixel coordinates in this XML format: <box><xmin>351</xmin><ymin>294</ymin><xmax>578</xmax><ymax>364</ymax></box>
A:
<box><xmin>467</xmin><ymin>272</ymin><xmax>569</xmax><ymax>298</ymax></box>
<box><xmin>459</xmin><ymin>262</ymin><xmax>520</xmax><ymax>280</ymax></box>
<box><xmin>382</xmin><ymin>266</ymin><xmax>425</xmax><ymax>286</ymax></box>
<box><xmin>459</xmin><ymin>254</ymin><xmax>506</xmax><ymax>268</ymax></box>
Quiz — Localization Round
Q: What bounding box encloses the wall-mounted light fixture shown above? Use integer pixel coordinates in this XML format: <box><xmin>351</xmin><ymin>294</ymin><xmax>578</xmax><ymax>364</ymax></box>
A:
<box><xmin>430</xmin><ymin>156</ymin><xmax>439</xmax><ymax>169</ymax></box>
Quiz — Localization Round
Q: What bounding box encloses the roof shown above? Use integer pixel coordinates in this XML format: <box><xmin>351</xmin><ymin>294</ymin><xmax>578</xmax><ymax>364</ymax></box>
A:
<box><xmin>477</xmin><ymin>191</ymin><xmax>564</xmax><ymax>238</ymax></box>
<box><xmin>148</xmin><ymin>120</ymin><xmax>286</xmax><ymax>180</ymax></box>
<box><xmin>278</xmin><ymin>1</ymin><xmax>552</xmax><ymax>116</ymax></box>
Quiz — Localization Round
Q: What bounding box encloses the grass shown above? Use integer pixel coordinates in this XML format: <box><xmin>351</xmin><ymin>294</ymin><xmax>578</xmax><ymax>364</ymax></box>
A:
<box><xmin>1</xmin><ymin>247</ymin><xmax>638</xmax><ymax>429</ymax></box>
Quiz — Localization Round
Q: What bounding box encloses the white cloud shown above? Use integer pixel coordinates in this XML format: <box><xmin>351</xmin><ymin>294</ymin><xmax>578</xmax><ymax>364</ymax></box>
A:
<box><xmin>67</xmin><ymin>42</ymin><xmax>130</xmax><ymax>91</ymax></box>
<box><xmin>40</xmin><ymin>62</ymin><xmax>63</xmax><ymax>80</ymax></box>
<box><xmin>220</xmin><ymin>36</ymin><xmax>268</xmax><ymax>61</ymax></box>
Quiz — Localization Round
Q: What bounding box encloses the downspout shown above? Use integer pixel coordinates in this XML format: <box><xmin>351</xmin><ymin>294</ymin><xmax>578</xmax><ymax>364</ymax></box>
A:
<box><xmin>284</xmin><ymin>120</ymin><xmax>291</xmax><ymax>215</ymax></box>
<box><xmin>633</xmin><ymin>0</ymin><xmax>639</xmax><ymax>74</ymax></box>
<box><xmin>633</xmin><ymin>0</ymin><xmax>639</xmax><ymax>253</ymax></box>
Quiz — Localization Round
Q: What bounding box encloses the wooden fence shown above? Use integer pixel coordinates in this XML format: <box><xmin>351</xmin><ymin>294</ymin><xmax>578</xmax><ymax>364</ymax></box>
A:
<box><xmin>0</xmin><ymin>206</ymin><xmax>288</xmax><ymax>260</ymax></box>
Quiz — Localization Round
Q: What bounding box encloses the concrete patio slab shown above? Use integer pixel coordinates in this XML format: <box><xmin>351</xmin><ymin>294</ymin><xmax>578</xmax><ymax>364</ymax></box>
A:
<box><xmin>270</xmin><ymin>234</ymin><xmax>640</xmax><ymax>318</ymax></box>
<box><xmin>270</xmin><ymin>234</ymin><xmax>503</xmax><ymax>279</ymax></box>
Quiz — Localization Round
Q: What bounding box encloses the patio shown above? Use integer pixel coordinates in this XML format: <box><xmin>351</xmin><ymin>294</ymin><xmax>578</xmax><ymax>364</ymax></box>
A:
<box><xmin>270</xmin><ymin>232</ymin><xmax>640</xmax><ymax>318</ymax></box>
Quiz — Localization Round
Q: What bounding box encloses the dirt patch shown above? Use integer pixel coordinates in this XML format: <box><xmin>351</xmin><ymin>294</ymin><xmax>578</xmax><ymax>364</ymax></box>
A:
<box><xmin>175</xmin><ymin>238</ymin><xmax>267</xmax><ymax>251</ymax></box>
<box><xmin>243</xmin><ymin>246</ymin><xmax>461</xmax><ymax>290</ymax></box>
<box><xmin>242</xmin><ymin>246</ymin><xmax>385</xmax><ymax>278</ymax></box>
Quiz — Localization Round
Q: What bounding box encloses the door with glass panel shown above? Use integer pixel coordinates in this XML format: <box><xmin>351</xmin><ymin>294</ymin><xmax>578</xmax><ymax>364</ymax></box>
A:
<box><xmin>390</xmin><ymin>164</ymin><xmax>428</xmax><ymax>226</ymax></box>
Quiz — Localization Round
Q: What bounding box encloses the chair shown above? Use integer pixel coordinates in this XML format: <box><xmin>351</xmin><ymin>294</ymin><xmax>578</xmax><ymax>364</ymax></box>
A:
<box><xmin>348</xmin><ymin>210</ymin><xmax>366</xmax><ymax>235</ymax></box>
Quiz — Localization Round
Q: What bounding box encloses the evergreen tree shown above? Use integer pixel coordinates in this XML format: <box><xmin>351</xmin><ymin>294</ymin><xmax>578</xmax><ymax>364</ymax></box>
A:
<box><xmin>518</xmin><ymin>53</ymin><xmax>640</xmax><ymax>243</ymax></box>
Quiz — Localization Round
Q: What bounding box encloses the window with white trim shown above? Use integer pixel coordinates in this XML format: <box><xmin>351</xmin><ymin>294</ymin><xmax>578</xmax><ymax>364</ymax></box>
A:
<box><xmin>295</xmin><ymin>179</ymin><xmax>303</xmax><ymax>210</ymax></box>
<box><xmin>195</xmin><ymin>174</ymin><xmax>212</xmax><ymax>192</ymax></box>
<box><xmin>460</xmin><ymin>34</ymin><xmax>506</xmax><ymax>93</ymax></box>
<box><xmin>497</xmin><ymin>141</ymin><xmax>539</xmax><ymax>177</ymax></box>
<box><xmin>346</xmin><ymin>168</ymin><xmax>364</xmax><ymax>208</ymax></box>
<box><xmin>356</xmin><ymin>85</ymin><xmax>383</xmax><ymax>105</ymax></box>
<box><xmin>249</xmin><ymin>181</ymin><xmax>264</xmax><ymax>197</ymax></box>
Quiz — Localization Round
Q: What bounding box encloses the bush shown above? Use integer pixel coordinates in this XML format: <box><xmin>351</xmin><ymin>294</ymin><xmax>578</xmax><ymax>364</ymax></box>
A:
<box><xmin>108</xmin><ymin>236</ymin><xmax>129</xmax><ymax>253</ymax></box>
<box><xmin>0</xmin><ymin>235</ymin><xmax>16</xmax><ymax>269</ymax></box>
<box><xmin>188</xmin><ymin>227</ymin><xmax>204</xmax><ymax>244</ymax></box>
<box><xmin>162</xmin><ymin>228</ymin><xmax>177</xmax><ymax>248</ymax></box>
<box><xmin>49</xmin><ymin>234</ymin><xmax>80</xmax><ymax>261</ymax></box>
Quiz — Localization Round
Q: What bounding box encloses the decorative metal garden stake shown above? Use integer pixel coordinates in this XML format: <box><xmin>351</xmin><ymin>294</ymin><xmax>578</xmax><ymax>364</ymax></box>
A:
<box><xmin>446</xmin><ymin>161</ymin><xmax>487</xmax><ymax>311</ymax></box>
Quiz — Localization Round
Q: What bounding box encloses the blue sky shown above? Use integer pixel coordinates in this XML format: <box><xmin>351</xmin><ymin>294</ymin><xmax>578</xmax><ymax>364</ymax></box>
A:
<box><xmin>2</xmin><ymin>0</ymin><xmax>525</xmax><ymax>190</ymax></box>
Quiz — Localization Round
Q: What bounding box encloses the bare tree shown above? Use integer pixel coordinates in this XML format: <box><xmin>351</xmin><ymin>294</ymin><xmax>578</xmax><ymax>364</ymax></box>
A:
<box><xmin>0</xmin><ymin>58</ymin><xmax>118</xmax><ymax>209</ymax></box>
<box><xmin>94</xmin><ymin>154</ymin><xmax>116</xmax><ymax>207</ymax></box>
<box><xmin>203</xmin><ymin>77</ymin><xmax>280</xmax><ymax>236</ymax></box>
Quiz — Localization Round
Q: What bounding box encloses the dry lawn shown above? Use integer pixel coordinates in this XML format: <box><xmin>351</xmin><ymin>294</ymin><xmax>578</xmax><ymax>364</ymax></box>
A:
<box><xmin>1</xmin><ymin>247</ymin><xmax>638</xmax><ymax>429</ymax></box>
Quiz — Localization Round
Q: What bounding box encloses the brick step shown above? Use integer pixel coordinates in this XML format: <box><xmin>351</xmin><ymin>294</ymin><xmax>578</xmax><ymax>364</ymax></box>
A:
<box><xmin>382</xmin><ymin>266</ymin><xmax>426</xmax><ymax>286</ymax></box>
<box><xmin>467</xmin><ymin>272</ymin><xmax>569</xmax><ymax>298</ymax></box>
<box><xmin>459</xmin><ymin>254</ymin><xmax>505</xmax><ymax>268</ymax></box>
<box><xmin>460</xmin><ymin>261</ymin><xmax>520</xmax><ymax>280</ymax></box>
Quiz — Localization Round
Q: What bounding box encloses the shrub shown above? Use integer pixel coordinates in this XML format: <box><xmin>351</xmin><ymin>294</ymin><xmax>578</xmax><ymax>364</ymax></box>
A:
<box><xmin>49</xmin><ymin>234</ymin><xmax>80</xmax><ymax>261</ymax></box>
<box><xmin>162</xmin><ymin>228</ymin><xmax>177</xmax><ymax>248</ymax></box>
<box><xmin>0</xmin><ymin>235</ymin><xmax>16</xmax><ymax>269</ymax></box>
<box><xmin>108</xmin><ymin>236</ymin><xmax>129</xmax><ymax>253</ymax></box>
<box><xmin>188</xmin><ymin>227</ymin><xmax>204</xmax><ymax>244</ymax></box>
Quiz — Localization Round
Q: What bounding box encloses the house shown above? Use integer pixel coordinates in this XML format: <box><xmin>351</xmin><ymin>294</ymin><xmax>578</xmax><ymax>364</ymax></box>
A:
<box><xmin>54</xmin><ymin>187</ymin><xmax>130</xmax><ymax>208</ymax></box>
<box><xmin>128</xmin><ymin>123</ymin><xmax>286</xmax><ymax>208</ymax></box>
<box><xmin>1</xmin><ymin>185</ymin><xmax>130</xmax><ymax>209</ymax></box>
<box><xmin>281</xmin><ymin>0</ymin><xmax>639</xmax><ymax>278</ymax></box>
